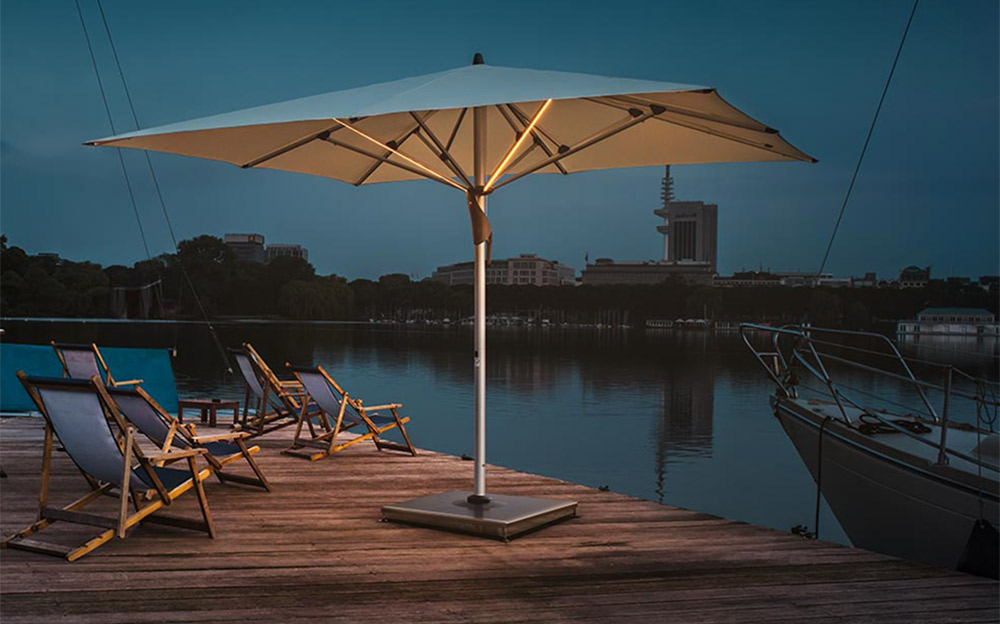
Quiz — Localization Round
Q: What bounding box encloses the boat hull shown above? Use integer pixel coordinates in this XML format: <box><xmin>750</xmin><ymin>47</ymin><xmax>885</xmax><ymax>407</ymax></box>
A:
<box><xmin>774</xmin><ymin>397</ymin><xmax>999</xmax><ymax>571</ymax></box>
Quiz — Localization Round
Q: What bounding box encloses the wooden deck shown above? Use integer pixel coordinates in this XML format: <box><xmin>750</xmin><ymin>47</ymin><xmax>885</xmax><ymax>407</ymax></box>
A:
<box><xmin>1</xmin><ymin>417</ymin><xmax>997</xmax><ymax>623</ymax></box>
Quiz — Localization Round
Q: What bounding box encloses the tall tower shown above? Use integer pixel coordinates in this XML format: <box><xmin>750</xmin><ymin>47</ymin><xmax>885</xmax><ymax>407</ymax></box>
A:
<box><xmin>654</xmin><ymin>166</ymin><xmax>673</xmax><ymax>260</ymax></box>
<box><xmin>652</xmin><ymin>166</ymin><xmax>718</xmax><ymax>271</ymax></box>
<box><xmin>660</xmin><ymin>165</ymin><xmax>675</xmax><ymax>206</ymax></box>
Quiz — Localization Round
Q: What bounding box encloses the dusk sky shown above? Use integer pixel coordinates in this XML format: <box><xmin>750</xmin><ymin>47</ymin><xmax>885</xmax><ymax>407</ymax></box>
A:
<box><xmin>1</xmin><ymin>0</ymin><xmax>997</xmax><ymax>280</ymax></box>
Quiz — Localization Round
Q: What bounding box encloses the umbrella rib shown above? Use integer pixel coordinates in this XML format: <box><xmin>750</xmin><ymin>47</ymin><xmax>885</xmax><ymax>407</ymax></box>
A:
<box><xmin>590</xmin><ymin>97</ymin><xmax>807</xmax><ymax>161</ymax></box>
<box><xmin>239</xmin><ymin>123</ymin><xmax>347</xmax><ymax>169</ymax></box>
<box><xmin>507</xmin><ymin>104</ymin><xmax>569</xmax><ymax>163</ymax></box>
<box><xmin>321</xmin><ymin>135</ymin><xmax>462</xmax><ymax>189</ymax></box>
<box><xmin>599</xmin><ymin>94</ymin><xmax>775</xmax><ymax>133</ymax></box>
<box><xmin>496</xmin><ymin>105</ymin><xmax>568</xmax><ymax>175</ymax></box>
<box><xmin>491</xmin><ymin>107</ymin><xmax>660</xmax><ymax>191</ymax></box>
<box><xmin>353</xmin><ymin>120</ymin><xmax>425</xmax><ymax>186</ymax></box>
<box><xmin>503</xmin><ymin>140</ymin><xmax>539</xmax><ymax>174</ymax></box>
<box><xmin>444</xmin><ymin>108</ymin><xmax>468</xmax><ymax>151</ymax></box>
<box><xmin>501</xmin><ymin>104</ymin><xmax>569</xmax><ymax>175</ymax></box>
<box><xmin>484</xmin><ymin>99</ymin><xmax>553</xmax><ymax>192</ymax></box>
<box><xmin>409</xmin><ymin>111</ymin><xmax>472</xmax><ymax>186</ymax></box>
<box><xmin>330</xmin><ymin>118</ymin><xmax>466</xmax><ymax>190</ymax></box>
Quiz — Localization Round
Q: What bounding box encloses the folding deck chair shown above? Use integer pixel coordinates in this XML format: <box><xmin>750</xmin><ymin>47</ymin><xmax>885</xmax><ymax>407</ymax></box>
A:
<box><xmin>229</xmin><ymin>344</ymin><xmax>308</xmax><ymax>436</ymax></box>
<box><xmin>51</xmin><ymin>341</ymin><xmax>142</xmax><ymax>387</ymax></box>
<box><xmin>282</xmin><ymin>364</ymin><xmax>416</xmax><ymax>461</ymax></box>
<box><xmin>109</xmin><ymin>385</ymin><xmax>271</xmax><ymax>492</ymax></box>
<box><xmin>2</xmin><ymin>374</ymin><xmax>215</xmax><ymax>562</ymax></box>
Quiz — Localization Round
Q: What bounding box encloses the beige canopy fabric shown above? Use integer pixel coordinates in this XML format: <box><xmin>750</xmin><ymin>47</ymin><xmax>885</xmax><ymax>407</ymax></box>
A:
<box><xmin>87</xmin><ymin>63</ymin><xmax>814</xmax><ymax>191</ymax></box>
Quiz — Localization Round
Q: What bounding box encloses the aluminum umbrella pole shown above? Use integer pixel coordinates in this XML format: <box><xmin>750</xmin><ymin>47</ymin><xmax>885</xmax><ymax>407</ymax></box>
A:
<box><xmin>469</xmin><ymin>93</ymin><xmax>489</xmax><ymax>504</ymax></box>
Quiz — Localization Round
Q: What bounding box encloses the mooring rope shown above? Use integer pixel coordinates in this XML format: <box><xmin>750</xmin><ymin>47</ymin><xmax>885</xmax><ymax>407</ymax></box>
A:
<box><xmin>813</xmin><ymin>415</ymin><xmax>833</xmax><ymax>540</ymax></box>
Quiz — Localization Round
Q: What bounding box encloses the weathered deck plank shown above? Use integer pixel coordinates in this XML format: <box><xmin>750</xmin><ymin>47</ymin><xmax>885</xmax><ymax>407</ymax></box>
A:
<box><xmin>1</xmin><ymin>417</ymin><xmax>996</xmax><ymax>623</ymax></box>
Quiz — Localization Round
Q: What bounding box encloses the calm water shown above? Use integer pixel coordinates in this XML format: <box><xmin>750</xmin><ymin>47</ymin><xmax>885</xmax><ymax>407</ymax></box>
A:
<box><xmin>4</xmin><ymin>319</ymin><xmax>998</xmax><ymax>546</ymax></box>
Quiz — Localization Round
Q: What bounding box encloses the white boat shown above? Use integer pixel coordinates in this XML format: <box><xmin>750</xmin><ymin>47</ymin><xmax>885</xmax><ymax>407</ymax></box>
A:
<box><xmin>743</xmin><ymin>325</ymin><xmax>999</xmax><ymax>577</ymax></box>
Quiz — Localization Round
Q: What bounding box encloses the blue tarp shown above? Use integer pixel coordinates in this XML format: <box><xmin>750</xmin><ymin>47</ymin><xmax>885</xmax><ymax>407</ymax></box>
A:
<box><xmin>0</xmin><ymin>343</ymin><xmax>178</xmax><ymax>413</ymax></box>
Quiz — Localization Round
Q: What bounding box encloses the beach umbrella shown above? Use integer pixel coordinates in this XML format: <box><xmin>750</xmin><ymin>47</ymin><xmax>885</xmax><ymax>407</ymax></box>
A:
<box><xmin>88</xmin><ymin>55</ymin><xmax>813</xmax><ymax>538</ymax></box>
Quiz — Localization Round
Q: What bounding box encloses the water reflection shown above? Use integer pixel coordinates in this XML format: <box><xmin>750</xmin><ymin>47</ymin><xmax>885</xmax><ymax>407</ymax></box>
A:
<box><xmin>898</xmin><ymin>334</ymin><xmax>1000</xmax><ymax>369</ymax></box>
<box><xmin>655</xmin><ymin>363</ymin><xmax>715</xmax><ymax>503</ymax></box>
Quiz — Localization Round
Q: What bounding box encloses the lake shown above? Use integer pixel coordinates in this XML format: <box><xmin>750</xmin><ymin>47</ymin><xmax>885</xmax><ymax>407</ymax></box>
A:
<box><xmin>3</xmin><ymin>318</ymin><xmax>998</xmax><ymax>546</ymax></box>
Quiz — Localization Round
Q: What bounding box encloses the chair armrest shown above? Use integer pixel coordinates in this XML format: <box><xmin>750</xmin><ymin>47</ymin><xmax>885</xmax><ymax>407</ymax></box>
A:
<box><xmin>146</xmin><ymin>448</ymin><xmax>208</xmax><ymax>462</ymax></box>
<box><xmin>113</xmin><ymin>379</ymin><xmax>144</xmax><ymax>387</ymax></box>
<box><xmin>359</xmin><ymin>403</ymin><xmax>403</xmax><ymax>411</ymax></box>
<box><xmin>192</xmin><ymin>431</ymin><xmax>251</xmax><ymax>443</ymax></box>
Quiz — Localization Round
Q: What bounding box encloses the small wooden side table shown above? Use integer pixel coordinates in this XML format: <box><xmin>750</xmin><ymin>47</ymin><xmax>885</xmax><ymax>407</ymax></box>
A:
<box><xmin>178</xmin><ymin>398</ymin><xmax>240</xmax><ymax>427</ymax></box>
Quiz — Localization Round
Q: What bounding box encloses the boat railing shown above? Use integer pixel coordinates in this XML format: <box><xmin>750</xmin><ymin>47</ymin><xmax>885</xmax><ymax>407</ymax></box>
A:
<box><xmin>740</xmin><ymin>323</ymin><xmax>1000</xmax><ymax>471</ymax></box>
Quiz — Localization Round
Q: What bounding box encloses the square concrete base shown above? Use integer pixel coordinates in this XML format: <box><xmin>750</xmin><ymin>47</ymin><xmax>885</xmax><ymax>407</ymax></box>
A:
<box><xmin>381</xmin><ymin>490</ymin><xmax>578</xmax><ymax>541</ymax></box>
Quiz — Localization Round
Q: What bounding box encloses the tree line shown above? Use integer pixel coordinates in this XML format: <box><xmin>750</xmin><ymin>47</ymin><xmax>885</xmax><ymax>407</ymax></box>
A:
<box><xmin>1</xmin><ymin>235</ymin><xmax>996</xmax><ymax>328</ymax></box>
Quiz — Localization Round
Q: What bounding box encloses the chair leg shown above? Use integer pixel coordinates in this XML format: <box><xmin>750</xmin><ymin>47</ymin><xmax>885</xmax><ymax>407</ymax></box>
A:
<box><xmin>118</xmin><ymin>429</ymin><xmax>135</xmax><ymax>538</ymax></box>
<box><xmin>325</xmin><ymin>408</ymin><xmax>346</xmax><ymax>455</ymax></box>
<box><xmin>237</xmin><ymin>438</ymin><xmax>272</xmax><ymax>492</ymax></box>
<box><xmin>187</xmin><ymin>456</ymin><xmax>216</xmax><ymax>538</ymax></box>
<box><xmin>392</xmin><ymin>408</ymin><xmax>418</xmax><ymax>456</ymax></box>
<box><xmin>3</xmin><ymin>482</ymin><xmax>121</xmax><ymax>561</ymax></box>
<box><xmin>66</xmin><ymin>529</ymin><xmax>117</xmax><ymax>562</ymax></box>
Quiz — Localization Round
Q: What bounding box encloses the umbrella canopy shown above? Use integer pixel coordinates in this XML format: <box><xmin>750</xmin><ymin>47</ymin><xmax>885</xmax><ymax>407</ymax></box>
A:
<box><xmin>89</xmin><ymin>57</ymin><xmax>813</xmax><ymax>525</ymax></box>
<box><xmin>88</xmin><ymin>62</ymin><xmax>813</xmax><ymax>189</ymax></box>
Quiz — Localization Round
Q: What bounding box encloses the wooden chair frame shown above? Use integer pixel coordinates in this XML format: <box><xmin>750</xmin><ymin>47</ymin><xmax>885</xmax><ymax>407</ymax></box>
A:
<box><xmin>50</xmin><ymin>341</ymin><xmax>143</xmax><ymax>388</ymax></box>
<box><xmin>122</xmin><ymin>385</ymin><xmax>272</xmax><ymax>492</ymax></box>
<box><xmin>1</xmin><ymin>373</ymin><xmax>215</xmax><ymax>562</ymax></box>
<box><xmin>282</xmin><ymin>364</ymin><xmax>416</xmax><ymax>461</ymax></box>
<box><xmin>233</xmin><ymin>344</ymin><xmax>305</xmax><ymax>437</ymax></box>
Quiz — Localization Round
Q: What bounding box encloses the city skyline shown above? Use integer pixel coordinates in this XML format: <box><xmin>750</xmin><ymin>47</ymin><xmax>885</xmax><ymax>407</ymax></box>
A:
<box><xmin>1</xmin><ymin>1</ymin><xmax>997</xmax><ymax>280</ymax></box>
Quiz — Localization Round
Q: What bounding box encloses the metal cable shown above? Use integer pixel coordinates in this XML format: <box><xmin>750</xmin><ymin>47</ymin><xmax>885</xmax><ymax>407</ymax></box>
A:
<box><xmin>74</xmin><ymin>0</ymin><xmax>151</xmax><ymax>261</ymax></box>
<box><xmin>817</xmin><ymin>0</ymin><xmax>919</xmax><ymax>274</ymax></box>
<box><xmin>94</xmin><ymin>0</ymin><xmax>232</xmax><ymax>374</ymax></box>
<box><xmin>808</xmin><ymin>335</ymin><xmax>1000</xmax><ymax>372</ymax></box>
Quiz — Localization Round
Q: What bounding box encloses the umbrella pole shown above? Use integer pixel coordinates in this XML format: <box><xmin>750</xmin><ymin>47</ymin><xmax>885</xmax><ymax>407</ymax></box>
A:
<box><xmin>468</xmin><ymin>99</ymin><xmax>490</xmax><ymax>505</ymax></box>
<box><xmin>378</xmin><ymin>54</ymin><xmax>577</xmax><ymax>537</ymax></box>
<box><xmin>470</xmin><ymin>217</ymin><xmax>488</xmax><ymax>503</ymax></box>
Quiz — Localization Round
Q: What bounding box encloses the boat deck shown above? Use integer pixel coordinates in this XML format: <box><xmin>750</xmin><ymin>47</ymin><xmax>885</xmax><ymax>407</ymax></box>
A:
<box><xmin>1</xmin><ymin>417</ymin><xmax>997</xmax><ymax>623</ymax></box>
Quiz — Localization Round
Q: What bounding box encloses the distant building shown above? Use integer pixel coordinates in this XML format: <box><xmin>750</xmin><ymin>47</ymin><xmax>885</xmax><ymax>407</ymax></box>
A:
<box><xmin>713</xmin><ymin>270</ymin><xmax>845</xmax><ymax>288</ymax></box>
<box><xmin>653</xmin><ymin>167</ymin><xmax>718</xmax><ymax>271</ymax></box>
<box><xmin>898</xmin><ymin>265</ymin><xmax>930</xmax><ymax>288</ymax></box>
<box><xmin>224</xmin><ymin>234</ymin><xmax>309</xmax><ymax>264</ymax></box>
<box><xmin>816</xmin><ymin>277</ymin><xmax>851</xmax><ymax>288</ymax></box>
<box><xmin>585</xmin><ymin>167</ymin><xmax>718</xmax><ymax>287</ymax></box>
<box><xmin>581</xmin><ymin>259</ymin><xmax>714</xmax><ymax>286</ymax></box>
<box><xmin>224</xmin><ymin>233</ymin><xmax>266</xmax><ymax>263</ymax></box>
<box><xmin>267</xmin><ymin>243</ymin><xmax>309</xmax><ymax>263</ymax></box>
<box><xmin>775</xmin><ymin>271</ymin><xmax>831</xmax><ymax>288</ymax></box>
<box><xmin>851</xmin><ymin>272</ymin><xmax>878</xmax><ymax>288</ymax></box>
<box><xmin>898</xmin><ymin>307</ymin><xmax>999</xmax><ymax>338</ymax></box>
<box><xmin>714</xmin><ymin>271</ymin><xmax>782</xmax><ymax>288</ymax></box>
<box><xmin>432</xmin><ymin>254</ymin><xmax>575</xmax><ymax>286</ymax></box>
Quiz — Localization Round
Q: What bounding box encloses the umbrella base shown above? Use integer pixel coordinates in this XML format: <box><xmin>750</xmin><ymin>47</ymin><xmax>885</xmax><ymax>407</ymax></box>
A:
<box><xmin>381</xmin><ymin>490</ymin><xmax>577</xmax><ymax>541</ymax></box>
